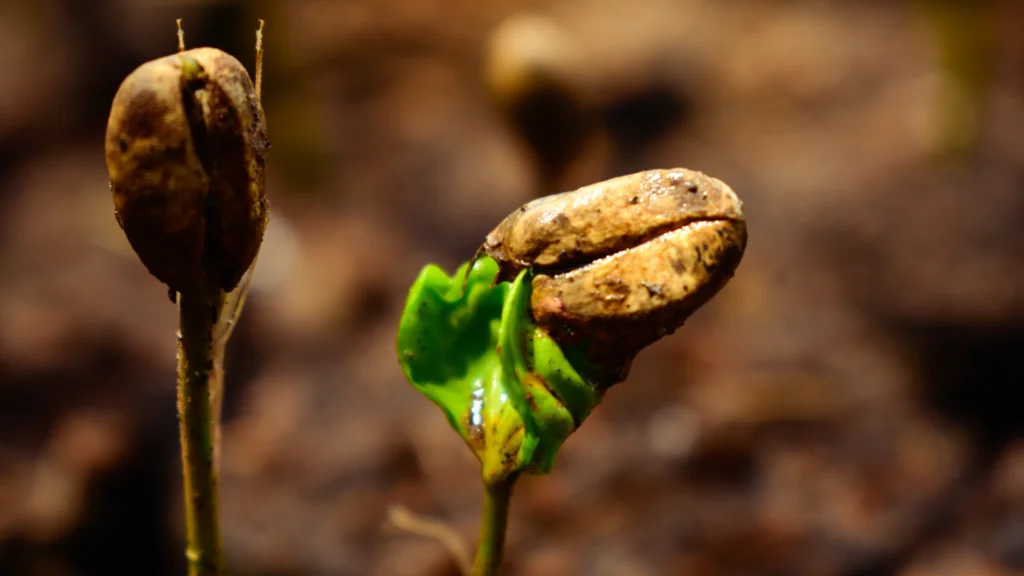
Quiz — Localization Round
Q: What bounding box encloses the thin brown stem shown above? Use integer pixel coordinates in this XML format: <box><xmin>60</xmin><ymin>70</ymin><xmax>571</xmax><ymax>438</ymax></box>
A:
<box><xmin>255</xmin><ymin>20</ymin><xmax>264</xmax><ymax>100</ymax></box>
<box><xmin>387</xmin><ymin>505</ymin><xmax>472</xmax><ymax>575</ymax></box>
<box><xmin>208</xmin><ymin>339</ymin><xmax>226</xmax><ymax>476</ymax></box>
<box><xmin>178</xmin><ymin>289</ymin><xmax>225</xmax><ymax>576</ymax></box>
<box><xmin>208</xmin><ymin>259</ymin><xmax>258</xmax><ymax>472</ymax></box>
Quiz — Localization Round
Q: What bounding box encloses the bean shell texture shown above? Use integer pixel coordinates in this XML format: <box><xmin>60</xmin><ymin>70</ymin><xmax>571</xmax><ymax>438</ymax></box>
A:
<box><xmin>483</xmin><ymin>168</ymin><xmax>747</xmax><ymax>385</ymax></box>
<box><xmin>484</xmin><ymin>169</ymin><xmax>743</xmax><ymax>278</ymax></box>
<box><xmin>106</xmin><ymin>48</ymin><xmax>268</xmax><ymax>294</ymax></box>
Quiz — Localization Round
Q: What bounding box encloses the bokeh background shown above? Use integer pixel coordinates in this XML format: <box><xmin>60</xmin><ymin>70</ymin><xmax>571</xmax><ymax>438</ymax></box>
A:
<box><xmin>2</xmin><ymin>0</ymin><xmax>1023</xmax><ymax>574</ymax></box>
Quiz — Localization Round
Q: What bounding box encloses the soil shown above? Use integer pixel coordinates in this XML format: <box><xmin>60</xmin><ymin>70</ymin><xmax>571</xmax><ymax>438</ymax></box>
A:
<box><xmin>1</xmin><ymin>1</ymin><xmax>1022</xmax><ymax>575</ymax></box>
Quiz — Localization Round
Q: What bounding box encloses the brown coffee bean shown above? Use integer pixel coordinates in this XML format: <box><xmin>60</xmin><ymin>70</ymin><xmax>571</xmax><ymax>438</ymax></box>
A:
<box><xmin>481</xmin><ymin>168</ymin><xmax>747</xmax><ymax>385</ymax></box>
<box><xmin>106</xmin><ymin>47</ymin><xmax>268</xmax><ymax>295</ymax></box>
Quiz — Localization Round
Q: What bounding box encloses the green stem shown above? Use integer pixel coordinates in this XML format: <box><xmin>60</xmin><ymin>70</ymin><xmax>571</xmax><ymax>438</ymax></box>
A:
<box><xmin>177</xmin><ymin>289</ymin><xmax>225</xmax><ymax>576</ymax></box>
<box><xmin>471</xmin><ymin>476</ymin><xmax>516</xmax><ymax>576</ymax></box>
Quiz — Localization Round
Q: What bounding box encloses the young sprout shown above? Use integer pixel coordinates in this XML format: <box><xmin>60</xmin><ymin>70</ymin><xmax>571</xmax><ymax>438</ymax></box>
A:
<box><xmin>398</xmin><ymin>168</ymin><xmax>747</xmax><ymax>574</ymax></box>
<box><xmin>104</xmin><ymin>20</ymin><xmax>268</xmax><ymax>576</ymax></box>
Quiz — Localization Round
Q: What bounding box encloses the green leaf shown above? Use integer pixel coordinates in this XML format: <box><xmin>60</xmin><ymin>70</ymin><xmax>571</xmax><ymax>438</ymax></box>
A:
<box><xmin>396</xmin><ymin>256</ymin><xmax>603</xmax><ymax>483</ymax></box>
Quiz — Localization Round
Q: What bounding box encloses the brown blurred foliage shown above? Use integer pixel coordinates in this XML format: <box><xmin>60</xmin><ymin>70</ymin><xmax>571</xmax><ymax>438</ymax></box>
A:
<box><xmin>1</xmin><ymin>0</ymin><xmax>1022</xmax><ymax>575</ymax></box>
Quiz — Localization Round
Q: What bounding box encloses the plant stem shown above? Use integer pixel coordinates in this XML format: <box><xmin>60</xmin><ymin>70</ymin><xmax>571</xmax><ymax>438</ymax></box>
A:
<box><xmin>209</xmin><ymin>345</ymin><xmax>226</xmax><ymax>476</ymax></box>
<box><xmin>177</xmin><ymin>289</ymin><xmax>225</xmax><ymax>576</ymax></box>
<box><xmin>388</xmin><ymin>505</ymin><xmax>472</xmax><ymax>575</ymax></box>
<box><xmin>471</xmin><ymin>476</ymin><xmax>516</xmax><ymax>576</ymax></box>
<box><xmin>208</xmin><ymin>262</ymin><xmax>256</xmax><ymax>473</ymax></box>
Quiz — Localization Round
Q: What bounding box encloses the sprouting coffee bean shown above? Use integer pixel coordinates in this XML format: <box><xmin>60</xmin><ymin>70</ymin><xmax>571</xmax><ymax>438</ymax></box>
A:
<box><xmin>480</xmin><ymin>168</ymin><xmax>747</xmax><ymax>385</ymax></box>
<box><xmin>105</xmin><ymin>47</ymin><xmax>268</xmax><ymax>295</ymax></box>
<box><xmin>482</xmin><ymin>169</ymin><xmax>743</xmax><ymax>280</ymax></box>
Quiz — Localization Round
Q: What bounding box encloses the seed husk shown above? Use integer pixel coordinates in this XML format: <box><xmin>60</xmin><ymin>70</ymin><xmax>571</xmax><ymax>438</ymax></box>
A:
<box><xmin>106</xmin><ymin>47</ymin><xmax>268</xmax><ymax>294</ymax></box>
<box><xmin>480</xmin><ymin>168</ymin><xmax>747</xmax><ymax>385</ymax></box>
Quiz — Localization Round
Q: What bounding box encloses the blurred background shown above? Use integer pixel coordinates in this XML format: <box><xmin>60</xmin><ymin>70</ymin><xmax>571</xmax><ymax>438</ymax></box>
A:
<box><xmin>2</xmin><ymin>0</ymin><xmax>1023</xmax><ymax>574</ymax></box>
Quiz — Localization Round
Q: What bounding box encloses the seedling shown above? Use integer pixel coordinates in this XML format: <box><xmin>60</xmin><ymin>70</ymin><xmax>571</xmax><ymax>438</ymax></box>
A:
<box><xmin>104</xmin><ymin>20</ymin><xmax>268</xmax><ymax>576</ymax></box>
<box><xmin>397</xmin><ymin>168</ymin><xmax>747</xmax><ymax>574</ymax></box>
